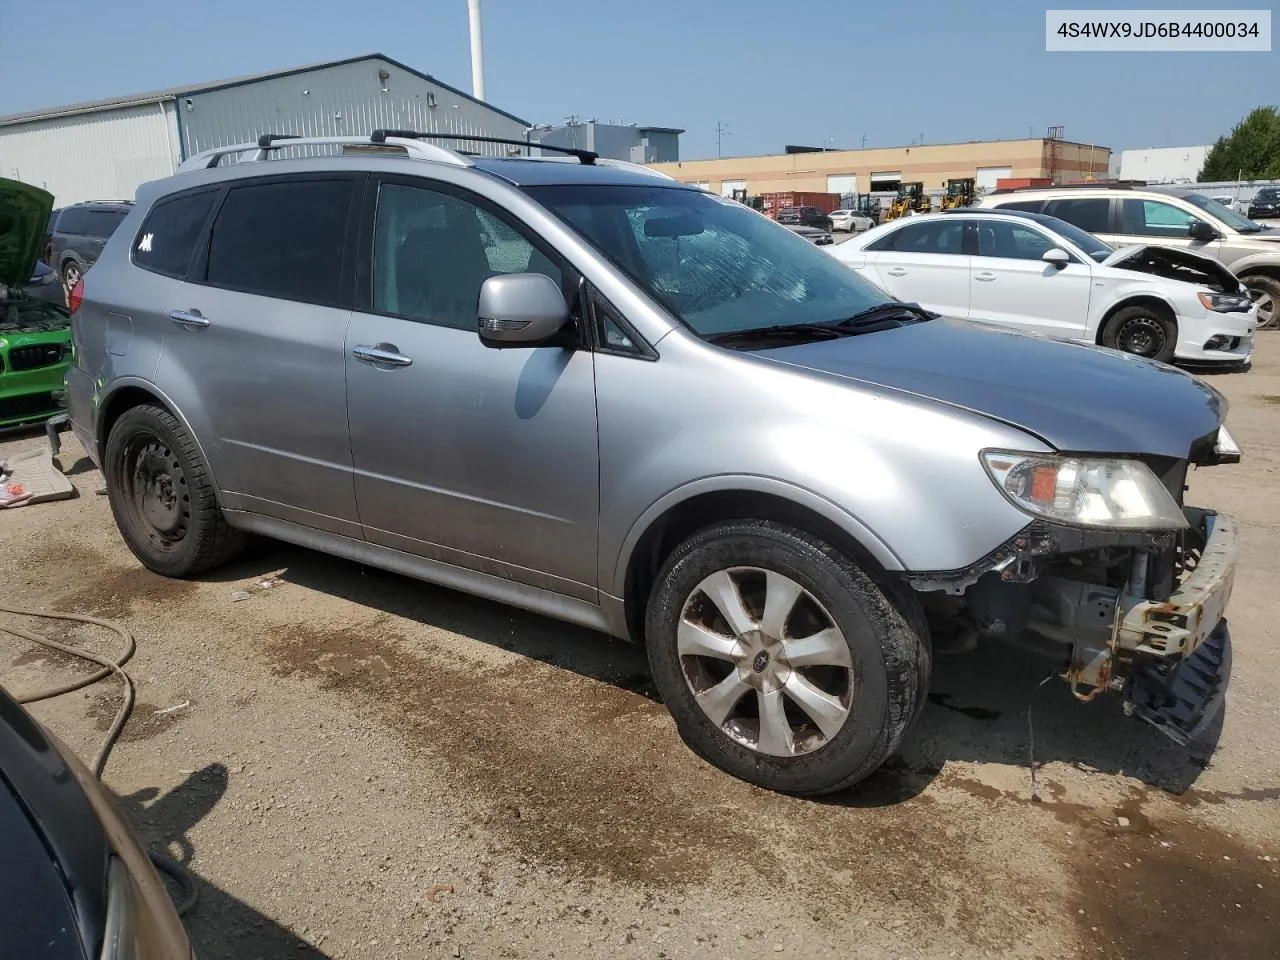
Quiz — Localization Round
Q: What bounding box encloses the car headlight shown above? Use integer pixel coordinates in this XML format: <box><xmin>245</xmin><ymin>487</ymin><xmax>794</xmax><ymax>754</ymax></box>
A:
<box><xmin>981</xmin><ymin>451</ymin><xmax>1188</xmax><ymax>530</ymax></box>
<box><xmin>1197</xmin><ymin>291</ymin><xmax>1253</xmax><ymax>312</ymax></box>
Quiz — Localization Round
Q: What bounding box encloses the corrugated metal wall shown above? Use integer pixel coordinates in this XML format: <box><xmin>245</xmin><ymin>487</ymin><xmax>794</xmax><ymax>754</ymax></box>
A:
<box><xmin>0</xmin><ymin>102</ymin><xmax>180</xmax><ymax>205</ymax></box>
<box><xmin>181</xmin><ymin>58</ymin><xmax>526</xmax><ymax>160</ymax></box>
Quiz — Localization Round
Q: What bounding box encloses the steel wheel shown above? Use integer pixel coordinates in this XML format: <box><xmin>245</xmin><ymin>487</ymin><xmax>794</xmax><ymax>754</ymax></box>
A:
<box><xmin>119</xmin><ymin>434</ymin><xmax>191</xmax><ymax>553</ymax></box>
<box><xmin>1113</xmin><ymin>312</ymin><xmax>1168</xmax><ymax>357</ymax></box>
<box><xmin>677</xmin><ymin>566</ymin><xmax>854</xmax><ymax>757</ymax></box>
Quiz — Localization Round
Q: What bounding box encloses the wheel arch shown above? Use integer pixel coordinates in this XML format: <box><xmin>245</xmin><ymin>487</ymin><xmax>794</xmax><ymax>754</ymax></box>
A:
<box><xmin>613</xmin><ymin>477</ymin><xmax>904</xmax><ymax>644</ymax></box>
<box><xmin>97</xmin><ymin>380</ymin><xmax>222</xmax><ymax>499</ymax></box>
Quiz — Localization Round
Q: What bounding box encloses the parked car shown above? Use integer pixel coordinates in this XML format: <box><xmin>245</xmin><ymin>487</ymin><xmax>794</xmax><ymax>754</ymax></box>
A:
<box><xmin>68</xmin><ymin>132</ymin><xmax>1240</xmax><ymax>794</ymax></box>
<box><xmin>0</xmin><ymin>684</ymin><xmax>193</xmax><ymax>960</ymax></box>
<box><xmin>1247</xmin><ymin>187</ymin><xmax>1280</xmax><ymax>220</ymax></box>
<box><xmin>974</xmin><ymin>184</ymin><xmax>1280</xmax><ymax>330</ymax></box>
<box><xmin>776</xmin><ymin>205</ymin><xmax>834</xmax><ymax>231</ymax></box>
<box><xmin>784</xmin><ymin>223</ymin><xmax>835</xmax><ymax>245</ymax></box>
<box><xmin>47</xmin><ymin>199</ymin><xmax>134</xmax><ymax>289</ymax></box>
<box><xmin>1</xmin><ymin>177</ymin><xmax>74</xmax><ymax>430</ymax></box>
<box><xmin>828</xmin><ymin>208</ymin><xmax>1256</xmax><ymax>364</ymax></box>
<box><xmin>829</xmin><ymin>209</ymin><xmax>875</xmax><ymax>234</ymax></box>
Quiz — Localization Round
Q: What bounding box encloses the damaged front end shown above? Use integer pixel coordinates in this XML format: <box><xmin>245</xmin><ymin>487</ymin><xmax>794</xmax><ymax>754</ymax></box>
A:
<box><xmin>909</xmin><ymin>431</ymin><xmax>1240</xmax><ymax>745</ymax></box>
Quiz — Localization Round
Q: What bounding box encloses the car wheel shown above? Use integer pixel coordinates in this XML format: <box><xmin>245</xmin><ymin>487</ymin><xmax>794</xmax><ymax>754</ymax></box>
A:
<box><xmin>104</xmin><ymin>404</ymin><xmax>246</xmax><ymax>577</ymax></box>
<box><xmin>1101</xmin><ymin>305</ymin><xmax>1177</xmax><ymax>362</ymax></box>
<box><xmin>62</xmin><ymin>261</ymin><xmax>82</xmax><ymax>289</ymax></box>
<box><xmin>645</xmin><ymin>520</ymin><xmax>930</xmax><ymax>795</ymax></box>
<box><xmin>1242</xmin><ymin>275</ymin><xmax>1280</xmax><ymax>331</ymax></box>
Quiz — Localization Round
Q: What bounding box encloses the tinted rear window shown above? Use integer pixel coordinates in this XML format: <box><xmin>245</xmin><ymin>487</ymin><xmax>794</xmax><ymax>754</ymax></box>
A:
<box><xmin>133</xmin><ymin>190</ymin><xmax>218</xmax><ymax>279</ymax></box>
<box><xmin>59</xmin><ymin>207</ymin><xmax>128</xmax><ymax>238</ymax></box>
<box><xmin>204</xmin><ymin>178</ymin><xmax>355</xmax><ymax>306</ymax></box>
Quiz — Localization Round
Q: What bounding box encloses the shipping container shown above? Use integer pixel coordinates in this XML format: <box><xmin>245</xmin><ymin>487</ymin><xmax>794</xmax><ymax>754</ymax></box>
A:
<box><xmin>994</xmin><ymin>177</ymin><xmax>1053</xmax><ymax>190</ymax></box>
<box><xmin>757</xmin><ymin>191</ymin><xmax>842</xmax><ymax>218</ymax></box>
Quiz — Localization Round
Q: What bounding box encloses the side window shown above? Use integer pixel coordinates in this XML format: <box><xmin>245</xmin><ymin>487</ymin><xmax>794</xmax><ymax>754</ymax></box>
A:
<box><xmin>372</xmin><ymin>182</ymin><xmax>562</xmax><ymax>330</ymax></box>
<box><xmin>870</xmin><ymin>219</ymin><xmax>965</xmax><ymax>254</ymax></box>
<box><xmin>56</xmin><ymin>208</ymin><xmax>86</xmax><ymax>235</ymax></box>
<box><xmin>133</xmin><ymin>191</ymin><xmax>217</xmax><ymax>279</ymax></box>
<box><xmin>86</xmin><ymin>209</ymin><xmax>128</xmax><ymax>238</ymax></box>
<box><xmin>991</xmin><ymin>200</ymin><xmax>1045</xmax><ymax>214</ymax></box>
<box><xmin>592</xmin><ymin>298</ymin><xmax>645</xmax><ymax>356</ymax></box>
<box><xmin>1042</xmin><ymin>198</ymin><xmax>1110</xmax><ymax>233</ymax></box>
<box><xmin>1120</xmin><ymin>199</ymin><xmax>1199</xmax><ymax>238</ymax></box>
<box><xmin>205</xmin><ymin>178</ymin><xmax>355</xmax><ymax>306</ymax></box>
<box><xmin>975</xmin><ymin>221</ymin><xmax>1056</xmax><ymax>260</ymax></box>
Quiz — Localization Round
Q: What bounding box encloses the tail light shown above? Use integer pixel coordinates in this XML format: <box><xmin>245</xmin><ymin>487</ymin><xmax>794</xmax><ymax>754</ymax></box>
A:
<box><xmin>68</xmin><ymin>277</ymin><xmax>84</xmax><ymax>314</ymax></box>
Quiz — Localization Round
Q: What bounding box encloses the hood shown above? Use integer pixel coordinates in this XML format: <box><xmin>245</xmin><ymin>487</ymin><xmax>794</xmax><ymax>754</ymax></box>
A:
<box><xmin>1101</xmin><ymin>243</ymin><xmax>1241</xmax><ymax>292</ymax></box>
<box><xmin>1244</xmin><ymin>227</ymin><xmax>1280</xmax><ymax>242</ymax></box>
<box><xmin>0</xmin><ymin>177</ymin><xmax>54</xmax><ymax>288</ymax></box>
<box><xmin>756</xmin><ymin>317</ymin><xmax>1224</xmax><ymax>459</ymax></box>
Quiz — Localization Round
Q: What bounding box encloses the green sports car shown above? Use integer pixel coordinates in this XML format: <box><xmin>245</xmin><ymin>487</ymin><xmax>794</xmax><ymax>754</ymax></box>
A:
<box><xmin>1</xmin><ymin>178</ymin><xmax>72</xmax><ymax>430</ymax></box>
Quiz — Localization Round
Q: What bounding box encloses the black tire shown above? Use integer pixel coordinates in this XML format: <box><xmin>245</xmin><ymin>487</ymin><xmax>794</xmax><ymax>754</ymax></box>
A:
<box><xmin>1241</xmin><ymin>274</ymin><xmax>1280</xmax><ymax>331</ymax></box>
<box><xmin>104</xmin><ymin>404</ymin><xmax>245</xmax><ymax>577</ymax></box>
<box><xmin>1101</xmin><ymin>304</ymin><xmax>1177</xmax><ymax>363</ymax></box>
<box><xmin>645</xmin><ymin>520</ymin><xmax>930</xmax><ymax>795</ymax></box>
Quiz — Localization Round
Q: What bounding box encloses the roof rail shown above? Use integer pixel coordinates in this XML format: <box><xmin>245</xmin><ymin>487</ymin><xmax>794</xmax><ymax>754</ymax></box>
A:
<box><xmin>988</xmin><ymin>179</ymin><xmax>1148</xmax><ymax>195</ymax></box>
<box><xmin>371</xmin><ymin>129</ymin><xmax>599</xmax><ymax>164</ymax></box>
<box><xmin>177</xmin><ymin>134</ymin><xmax>473</xmax><ymax>172</ymax></box>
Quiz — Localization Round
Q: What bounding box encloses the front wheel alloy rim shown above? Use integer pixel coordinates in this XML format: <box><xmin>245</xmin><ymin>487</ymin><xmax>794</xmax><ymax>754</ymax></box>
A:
<box><xmin>1114</xmin><ymin>314</ymin><xmax>1166</xmax><ymax>356</ymax></box>
<box><xmin>678</xmin><ymin>567</ymin><xmax>854</xmax><ymax>757</ymax></box>
<box><xmin>64</xmin><ymin>264</ymin><xmax>81</xmax><ymax>287</ymax></box>
<box><xmin>1249</xmin><ymin>287</ymin><xmax>1276</xmax><ymax>330</ymax></box>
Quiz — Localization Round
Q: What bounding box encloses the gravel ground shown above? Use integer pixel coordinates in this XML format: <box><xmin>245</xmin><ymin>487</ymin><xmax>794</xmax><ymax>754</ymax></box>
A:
<box><xmin>2</xmin><ymin>337</ymin><xmax>1278</xmax><ymax>960</ymax></box>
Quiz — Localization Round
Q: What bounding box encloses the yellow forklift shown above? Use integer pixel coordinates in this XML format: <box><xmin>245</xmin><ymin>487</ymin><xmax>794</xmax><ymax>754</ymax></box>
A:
<box><xmin>940</xmin><ymin>177</ymin><xmax>976</xmax><ymax>210</ymax></box>
<box><xmin>884</xmin><ymin>181</ymin><xmax>930</xmax><ymax>221</ymax></box>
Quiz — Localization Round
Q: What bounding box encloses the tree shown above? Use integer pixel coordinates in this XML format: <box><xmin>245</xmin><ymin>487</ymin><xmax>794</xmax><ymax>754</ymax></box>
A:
<box><xmin>1198</xmin><ymin>106</ymin><xmax>1280</xmax><ymax>181</ymax></box>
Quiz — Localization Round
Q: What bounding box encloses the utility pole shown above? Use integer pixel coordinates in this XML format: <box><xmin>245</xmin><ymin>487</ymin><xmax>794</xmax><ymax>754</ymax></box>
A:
<box><xmin>715</xmin><ymin>120</ymin><xmax>731</xmax><ymax>159</ymax></box>
<box><xmin>860</xmin><ymin>133</ymin><xmax>867</xmax><ymax>149</ymax></box>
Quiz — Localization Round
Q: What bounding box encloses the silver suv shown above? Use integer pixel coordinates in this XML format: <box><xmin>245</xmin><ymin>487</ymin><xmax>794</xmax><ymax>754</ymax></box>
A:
<box><xmin>65</xmin><ymin>132</ymin><xmax>1241</xmax><ymax>794</ymax></box>
<box><xmin>974</xmin><ymin>184</ymin><xmax>1280</xmax><ymax>329</ymax></box>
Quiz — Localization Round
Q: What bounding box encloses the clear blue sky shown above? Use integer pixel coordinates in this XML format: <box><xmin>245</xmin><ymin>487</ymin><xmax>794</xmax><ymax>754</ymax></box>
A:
<box><xmin>1</xmin><ymin>0</ymin><xmax>1275</xmax><ymax>159</ymax></box>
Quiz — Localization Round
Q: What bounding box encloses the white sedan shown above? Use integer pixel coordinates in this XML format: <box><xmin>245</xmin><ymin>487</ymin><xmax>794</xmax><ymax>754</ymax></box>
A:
<box><xmin>828</xmin><ymin>209</ymin><xmax>876</xmax><ymax>233</ymax></box>
<box><xmin>826</xmin><ymin>209</ymin><xmax>1257</xmax><ymax>364</ymax></box>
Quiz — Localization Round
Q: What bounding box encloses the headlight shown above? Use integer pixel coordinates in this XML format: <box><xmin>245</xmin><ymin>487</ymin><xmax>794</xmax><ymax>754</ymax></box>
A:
<box><xmin>981</xmin><ymin>451</ymin><xmax>1188</xmax><ymax>530</ymax></box>
<box><xmin>1197</xmin><ymin>291</ymin><xmax>1253</xmax><ymax>312</ymax></box>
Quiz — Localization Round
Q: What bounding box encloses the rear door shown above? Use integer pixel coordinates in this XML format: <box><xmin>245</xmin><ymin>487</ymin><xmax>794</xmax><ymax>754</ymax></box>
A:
<box><xmin>967</xmin><ymin>218</ymin><xmax>1093</xmax><ymax>338</ymax></box>
<box><xmin>152</xmin><ymin>174</ymin><xmax>364</xmax><ymax>537</ymax></box>
<box><xmin>862</xmin><ymin>218</ymin><xmax>971</xmax><ymax>317</ymax></box>
<box><xmin>82</xmin><ymin>208</ymin><xmax>129</xmax><ymax>266</ymax></box>
<box><xmin>344</xmin><ymin>176</ymin><xmax>600</xmax><ymax>599</ymax></box>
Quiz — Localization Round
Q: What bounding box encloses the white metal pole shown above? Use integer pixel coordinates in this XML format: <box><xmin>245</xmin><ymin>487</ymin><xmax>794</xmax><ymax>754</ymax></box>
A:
<box><xmin>468</xmin><ymin>0</ymin><xmax>486</xmax><ymax>101</ymax></box>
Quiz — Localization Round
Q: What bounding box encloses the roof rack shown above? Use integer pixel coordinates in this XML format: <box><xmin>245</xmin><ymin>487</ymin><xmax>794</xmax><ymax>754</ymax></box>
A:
<box><xmin>177</xmin><ymin>133</ymin><xmax>474</xmax><ymax>172</ymax></box>
<box><xmin>370</xmin><ymin>129</ymin><xmax>599</xmax><ymax>164</ymax></box>
<box><xmin>988</xmin><ymin>179</ymin><xmax>1149</xmax><ymax>195</ymax></box>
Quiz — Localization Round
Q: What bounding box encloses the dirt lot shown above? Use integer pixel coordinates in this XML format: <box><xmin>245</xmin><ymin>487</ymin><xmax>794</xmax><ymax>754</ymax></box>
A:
<box><xmin>2</xmin><ymin>339</ymin><xmax>1279</xmax><ymax>960</ymax></box>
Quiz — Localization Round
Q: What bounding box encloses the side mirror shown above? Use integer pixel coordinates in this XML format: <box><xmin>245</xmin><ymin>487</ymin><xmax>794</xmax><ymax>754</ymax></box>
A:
<box><xmin>477</xmin><ymin>273</ymin><xmax>570</xmax><ymax>348</ymax></box>
<box><xmin>1188</xmin><ymin>220</ymin><xmax>1220</xmax><ymax>242</ymax></box>
<box><xmin>1041</xmin><ymin>247</ymin><xmax>1071</xmax><ymax>267</ymax></box>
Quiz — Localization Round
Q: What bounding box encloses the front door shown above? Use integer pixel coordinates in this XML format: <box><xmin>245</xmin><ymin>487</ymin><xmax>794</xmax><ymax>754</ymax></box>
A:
<box><xmin>345</xmin><ymin>178</ymin><xmax>600</xmax><ymax>600</ymax></box>
<box><xmin>967</xmin><ymin>218</ymin><xmax>1094</xmax><ymax>339</ymax></box>
<box><xmin>153</xmin><ymin>174</ymin><xmax>363</xmax><ymax>536</ymax></box>
<box><xmin>1107</xmin><ymin>197</ymin><xmax>1225</xmax><ymax>260</ymax></box>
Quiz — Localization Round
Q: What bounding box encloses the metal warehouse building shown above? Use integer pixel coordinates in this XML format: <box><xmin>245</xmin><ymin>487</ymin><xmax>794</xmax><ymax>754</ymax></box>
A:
<box><xmin>0</xmin><ymin>53</ymin><xmax>530</xmax><ymax>206</ymax></box>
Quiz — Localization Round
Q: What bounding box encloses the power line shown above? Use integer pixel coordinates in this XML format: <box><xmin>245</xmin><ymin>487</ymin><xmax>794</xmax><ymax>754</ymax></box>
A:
<box><xmin>715</xmin><ymin>120</ymin><xmax>731</xmax><ymax>159</ymax></box>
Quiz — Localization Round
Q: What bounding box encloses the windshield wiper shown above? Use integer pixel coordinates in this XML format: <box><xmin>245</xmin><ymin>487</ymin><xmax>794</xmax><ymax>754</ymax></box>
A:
<box><xmin>706</xmin><ymin>323</ymin><xmax>849</xmax><ymax>345</ymax></box>
<box><xmin>832</xmin><ymin>301</ymin><xmax>936</xmax><ymax>328</ymax></box>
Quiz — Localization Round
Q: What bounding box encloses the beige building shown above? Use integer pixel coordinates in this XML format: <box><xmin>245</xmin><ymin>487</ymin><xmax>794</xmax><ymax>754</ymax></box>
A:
<box><xmin>648</xmin><ymin>138</ymin><xmax>1112</xmax><ymax>198</ymax></box>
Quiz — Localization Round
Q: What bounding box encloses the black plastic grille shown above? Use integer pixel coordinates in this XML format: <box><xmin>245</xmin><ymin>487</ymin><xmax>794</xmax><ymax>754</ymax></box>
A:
<box><xmin>5</xmin><ymin>344</ymin><xmax>66</xmax><ymax>371</ymax></box>
<box><xmin>0</xmin><ymin>392</ymin><xmax>59</xmax><ymax>423</ymax></box>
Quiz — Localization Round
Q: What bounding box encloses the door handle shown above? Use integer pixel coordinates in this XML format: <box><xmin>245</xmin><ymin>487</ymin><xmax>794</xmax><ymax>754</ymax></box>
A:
<box><xmin>885</xmin><ymin>267</ymin><xmax>907</xmax><ymax>277</ymax></box>
<box><xmin>168</xmin><ymin>309</ymin><xmax>210</xmax><ymax>328</ymax></box>
<box><xmin>352</xmin><ymin>343</ymin><xmax>413</xmax><ymax>368</ymax></box>
<box><xmin>974</xmin><ymin>272</ymin><xmax>997</xmax><ymax>282</ymax></box>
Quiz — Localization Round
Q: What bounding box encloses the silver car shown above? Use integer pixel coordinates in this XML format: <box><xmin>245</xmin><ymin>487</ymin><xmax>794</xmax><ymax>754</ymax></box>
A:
<box><xmin>65</xmin><ymin>133</ymin><xmax>1241</xmax><ymax>795</ymax></box>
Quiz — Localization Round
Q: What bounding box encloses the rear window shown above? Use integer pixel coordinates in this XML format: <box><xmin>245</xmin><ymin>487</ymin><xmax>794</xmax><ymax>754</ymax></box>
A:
<box><xmin>59</xmin><ymin>207</ymin><xmax>128</xmax><ymax>238</ymax></box>
<box><xmin>133</xmin><ymin>191</ymin><xmax>218</xmax><ymax>279</ymax></box>
<box><xmin>203</xmin><ymin>178</ymin><xmax>355</xmax><ymax>306</ymax></box>
<box><xmin>866</xmin><ymin>219</ymin><xmax>965</xmax><ymax>254</ymax></box>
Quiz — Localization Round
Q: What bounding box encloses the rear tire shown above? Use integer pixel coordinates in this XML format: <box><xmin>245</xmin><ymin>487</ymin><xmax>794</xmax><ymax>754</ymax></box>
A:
<box><xmin>104</xmin><ymin>404</ymin><xmax>245</xmax><ymax>577</ymax></box>
<box><xmin>1101</xmin><ymin>304</ymin><xmax>1177</xmax><ymax>363</ymax></box>
<box><xmin>1241</xmin><ymin>274</ymin><xmax>1279</xmax><ymax>331</ymax></box>
<box><xmin>644</xmin><ymin>520</ymin><xmax>930</xmax><ymax>795</ymax></box>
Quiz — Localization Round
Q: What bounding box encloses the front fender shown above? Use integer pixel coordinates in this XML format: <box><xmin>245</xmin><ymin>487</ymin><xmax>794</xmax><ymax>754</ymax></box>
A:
<box><xmin>608</xmin><ymin>474</ymin><xmax>905</xmax><ymax>598</ymax></box>
<box><xmin>1228</xmin><ymin>253</ymin><xmax>1280</xmax><ymax>279</ymax></box>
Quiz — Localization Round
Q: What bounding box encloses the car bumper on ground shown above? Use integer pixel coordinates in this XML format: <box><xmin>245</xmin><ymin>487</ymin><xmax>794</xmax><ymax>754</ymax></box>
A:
<box><xmin>1174</xmin><ymin>307</ymin><xmax>1256</xmax><ymax>364</ymax></box>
